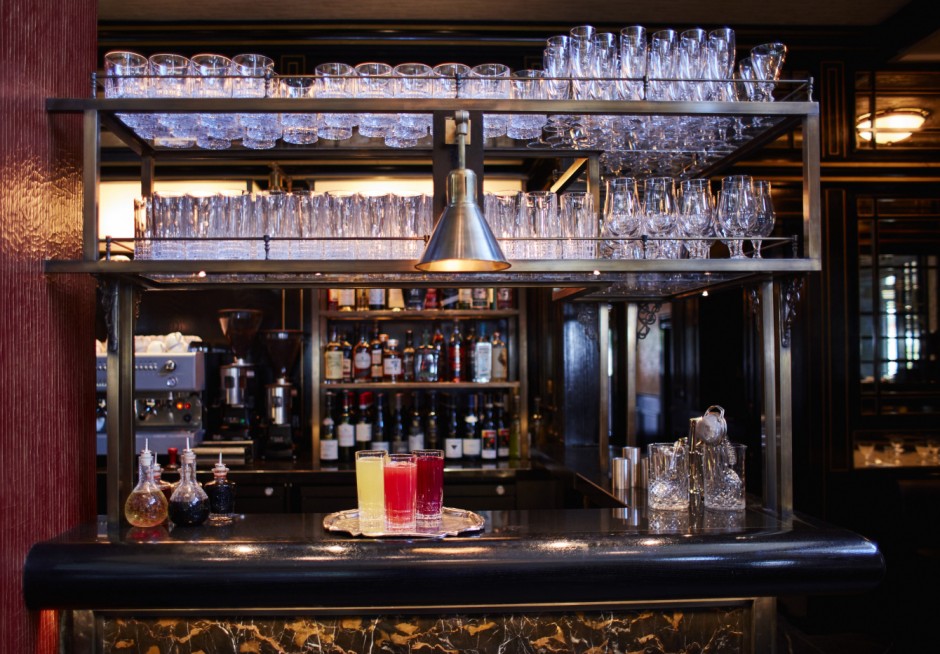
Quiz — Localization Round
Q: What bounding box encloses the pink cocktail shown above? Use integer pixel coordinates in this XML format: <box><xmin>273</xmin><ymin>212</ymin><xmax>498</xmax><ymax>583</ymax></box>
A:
<box><xmin>384</xmin><ymin>453</ymin><xmax>417</xmax><ymax>531</ymax></box>
<box><xmin>415</xmin><ymin>449</ymin><xmax>444</xmax><ymax>527</ymax></box>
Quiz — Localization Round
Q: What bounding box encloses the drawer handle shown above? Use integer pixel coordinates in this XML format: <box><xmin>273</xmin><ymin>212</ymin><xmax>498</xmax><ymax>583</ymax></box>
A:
<box><xmin>264</xmin><ymin>487</ymin><xmax>275</xmax><ymax>497</ymax></box>
<box><xmin>496</xmin><ymin>485</ymin><xmax>505</xmax><ymax>496</ymax></box>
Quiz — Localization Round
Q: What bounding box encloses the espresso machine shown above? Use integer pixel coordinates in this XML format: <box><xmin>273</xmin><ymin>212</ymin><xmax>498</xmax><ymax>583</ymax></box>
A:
<box><xmin>260</xmin><ymin>329</ymin><xmax>304</xmax><ymax>459</ymax></box>
<box><xmin>214</xmin><ymin>309</ymin><xmax>263</xmax><ymax>442</ymax></box>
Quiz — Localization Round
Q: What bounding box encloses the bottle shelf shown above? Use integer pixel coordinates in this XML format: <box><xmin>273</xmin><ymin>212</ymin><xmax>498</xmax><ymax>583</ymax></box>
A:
<box><xmin>322</xmin><ymin>381</ymin><xmax>520</xmax><ymax>391</ymax></box>
<box><xmin>322</xmin><ymin>309</ymin><xmax>518</xmax><ymax>320</ymax></box>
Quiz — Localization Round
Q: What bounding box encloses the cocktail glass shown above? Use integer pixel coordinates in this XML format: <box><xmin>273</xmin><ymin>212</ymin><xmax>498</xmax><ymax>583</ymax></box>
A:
<box><xmin>355</xmin><ymin>449</ymin><xmax>386</xmax><ymax>533</ymax></box>
<box><xmin>415</xmin><ymin>450</ymin><xmax>444</xmax><ymax>529</ymax></box>
<box><xmin>384</xmin><ymin>453</ymin><xmax>417</xmax><ymax>532</ymax></box>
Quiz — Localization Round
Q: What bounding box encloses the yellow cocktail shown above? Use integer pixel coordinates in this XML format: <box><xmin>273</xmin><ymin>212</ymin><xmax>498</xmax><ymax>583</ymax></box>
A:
<box><xmin>356</xmin><ymin>450</ymin><xmax>387</xmax><ymax>533</ymax></box>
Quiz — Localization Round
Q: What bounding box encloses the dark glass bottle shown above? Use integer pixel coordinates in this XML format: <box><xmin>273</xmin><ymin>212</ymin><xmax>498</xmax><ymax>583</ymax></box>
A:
<box><xmin>408</xmin><ymin>391</ymin><xmax>425</xmax><ymax>452</ymax></box>
<box><xmin>509</xmin><ymin>392</ymin><xmax>522</xmax><ymax>460</ymax></box>
<box><xmin>353</xmin><ymin>325</ymin><xmax>371</xmax><ymax>382</ymax></box>
<box><xmin>355</xmin><ymin>391</ymin><xmax>373</xmax><ymax>452</ymax></box>
<box><xmin>496</xmin><ymin>287</ymin><xmax>514</xmax><ymax>310</ymax></box>
<box><xmin>356</xmin><ymin>288</ymin><xmax>369</xmax><ymax>311</ymax></box>
<box><xmin>462</xmin><ymin>393</ymin><xmax>481</xmax><ymax>462</ymax></box>
<box><xmin>464</xmin><ymin>324</ymin><xmax>477</xmax><ymax>383</ymax></box>
<box><xmin>402</xmin><ymin>330</ymin><xmax>416</xmax><ymax>382</ymax></box>
<box><xmin>481</xmin><ymin>396</ymin><xmax>498</xmax><ymax>461</ymax></box>
<box><xmin>444</xmin><ymin>395</ymin><xmax>462</xmax><ymax>461</ymax></box>
<box><xmin>320</xmin><ymin>391</ymin><xmax>339</xmax><ymax>463</ymax></box>
<box><xmin>168</xmin><ymin>449</ymin><xmax>209</xmax><ymax>527</ymax></box>
<box><xmin>406</xmin><ymin>288</ymin><xmax>425</xmax><ymax>311</ymax></box>
<box><xmin>426</xmin><ymin>391</ymin><xmax>440</xmax><ymax>450</ymax></box>
<box><xmin>424</xmin><ymin>288</ymin><xmax>439</xmax><ymax>310</ymax></box>
<box><xmin>390</xmin><ymin>392</ymin><xmax>407</xmax><ymax>453</ymax></box>
<box><xmin>441</xmin><ymin>287</ymin><xmax>459</xmax><ymax>310</ymax></box>
<box><xmin>495</xmin><ymin>396</ymin><xmax>510</xmax><ymax>459</ymax></box>
<box><xmin>530</xmin><ymin>396</ymin><xmax>545</xmax><ymax>450</ymax></box>
<box><xmin>372</xmin><ymin>392</ymin><xmax>390</xmax><ymax>451</ymax></box>
<box><xmin>337</xmin><ymin>390</ymin><xmax>356</xmax><ymax>462</ymax></box>
<box><xmin>205</xmin><ymin>453</ymin><xmax>236</xmax><ymax>525</ymax></box>
<box><xmin>370</xmin><ymin>322</ymin><xmax>384</xmax><ymax>382</ymax></box>
<box><xmin>432</xmin><ymin>326</ymin><xmax>447</xmax><ymax>381</ymax></box>
<box><xmin>448</xmin><ymin>321</ymin><xmax>463</xmax><ymax>382</ymax></box>
<box><xmin>340</xmin><ymin>331</ymin><xmax>353</xmax><ymax>383</ymax></box>
<box><xmin>368</xmin><ymin>288</ymin><xmax>386</xmax><ymax>311</ymax></box>
<box><xmin>415</xmin><ymin>329</ymin><xmax>439</xmax><ymax>382</ymax></box>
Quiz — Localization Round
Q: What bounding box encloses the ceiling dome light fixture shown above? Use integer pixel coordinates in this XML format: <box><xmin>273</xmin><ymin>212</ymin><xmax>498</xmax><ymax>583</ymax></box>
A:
<box><xmin>416</xmin><ymin>110</ymin><xmax>510</xmax><ymax>272</ymax></box>
<box><xmin>856</xmin><ymin>108</ymin><xmax>929</xmax><ymax>145</ymax></box>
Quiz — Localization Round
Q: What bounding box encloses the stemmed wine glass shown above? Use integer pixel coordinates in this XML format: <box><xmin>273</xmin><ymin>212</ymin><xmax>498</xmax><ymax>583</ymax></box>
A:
<box><xmin>601</xmin><ymin>177</ymin><xmax>643</xmax><ymax>259</ymax></box>
<box><xmin>678</xmin><ymin>178</ymin><xmax>715</xmax><ymax>259</ymax></box>
<box><xmin>750</xmin><ymin>180</ymin><xmax>775</xmax><ymax>258</ymax></box>
<box><xmin>716</xmin><ymin>175</ymin><xmax>755</xmax><ymax>258</ymax></box>
<box><xmin>643</xmin><ymin>177</ymin><xmax>678</xmax><ymax>259</ymax></box>
<box><xmin>750</xmin><ymin>42</ymin><xmax>788</xmax><ymax>101</ymax></box>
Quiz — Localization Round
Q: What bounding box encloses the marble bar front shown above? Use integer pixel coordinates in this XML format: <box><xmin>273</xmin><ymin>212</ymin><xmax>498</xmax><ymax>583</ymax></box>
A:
<box><xmin>24</xmin><ymin>507</ymin><xmax>883</xmax><ymax>653</ymax></box>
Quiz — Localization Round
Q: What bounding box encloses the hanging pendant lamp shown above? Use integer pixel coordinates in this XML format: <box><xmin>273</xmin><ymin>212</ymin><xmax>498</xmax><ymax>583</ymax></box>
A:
<box><xmin>416</xmin><ymin>110</ymin><xmax>510</xmax><ymax>272</ymax></box>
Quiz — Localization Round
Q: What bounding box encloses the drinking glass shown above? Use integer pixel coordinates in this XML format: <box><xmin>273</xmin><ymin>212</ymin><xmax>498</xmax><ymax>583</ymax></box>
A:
<box><xmin>706</xmin><ymin>28</ymin><xmax>736</xmax><ymax>101</ymax></box>
<box><xmin>232</xmin><ymin>53</ymin><xmax>278</xmax><ymax>149</ymax></box>
<box><xmin>750</xmin><ymin>42</ymin><xmax>787</xmax><ymax>101</ymax></box>
<box><xmin>324</xmin><ymin>191</ymin><xmax>362</xmax><ymax>259</ymax></box>
<box><xmin>647</xmin><ymin>442</ymin><xmax>690</xmax><ymax>511</ymax></box>
<box><xmin>355</xmin><ymin>62</ymin><xmax>394</xmax><ymax>139</ymax></box>
<box><xmin>384</xmin><ymin>452</ymin><xmax>417</xmax><ymax>532</ymax></box>
<box><xmin>618</xmin><ymin>26</ymin><xmax>647</xmax><ymax>101</ymax></box>
<box><xmin>133</xmin><ymin>197</ymin><xmax>151</xmax><ymax>259</ymax></box>
<box><xmin>360</xmin><ymin>192</ymin><xmax>392</xmax><ymax>259</ymax></box>
<box><xmin>716</xmin><ymin>175</ymin><xmax>755</xmax><ymax>258</ymax></box>
<box><xmin>857</xmin><ymin>441</ymin><xmax>876</xmax><ymax>466</ymax></box>
<box><xmin>432</xmin><ymin>62</ymin><xmax>471</xmax><ymax>99</ymax></box>
<box><xmin>279</xmin><ymin>76</ymin><xmax>318</xmax><ymax>145</ymax></box>
<box><xmin>485</xmin><ymin>191</ymin><xmax>526</xmax><ymax>259</ymax></box>
<box><xmin>525</xmin><ymin>191</ymin><xmax>560</xmax><ymax>259</ymax></box>
<box><xmin>648</xmin><ymin>30</ymin><xmax>678</xmax><ymax>101</ymax></box>
<box><xmin>601</xmin><ymin>177</ymin><xmax>642</xmax><ymax>259</ymax></box>
<box><xmin>561</xmin><ymin>191</ymin><xmax>596</xmax><ymax>259</ymax></box>
<box><xmin>191</xmin><ymin>54</ymin><xmax>238</xmax><ymax>149</ymax></box>
<box><xmin>507</xmin><ymin>69</ymin><xmax>546</xmax><ymax>141</ymax></box>
<box><xmin>926</xmin><ymin>438</ymin><xmax>940</xmax><ymax>464</ymax></box>
<box><xmin>678</xmin><ymin>28</ymin><xmax>708</xmax><ymax>102</ymax></box>
<box><xmin>541</xmin><ymin>41</ymin><xmax>572</xmax><ymax>144</ymax></box>
<box><xmin>388</xmin><ymin>62</ymin><xmax>435</xmax><ymax>148</ymax></box>
<box><xmin>567</xmin><ymin>25</ymin><xmax>595</xmax><ymax>101</ymax></box>
<box><xmin>750</xmin><ymin>180</ymin><xmax>775</xmax><ymax>258</ymax></box>
<box><xmin>356</xmin><ymin>449</ymin><xmax>387</xmax><ymax>533</ymax></box>
<box><xmin>703</xmin><ymin>442</ymin><xmax>746</xmax><ymax>511</ymax></box>
<box><xmin>295</xmin><ymin>190</ymin><xmax>323</xmax><ymax>259</ymax></box>
<box><xmin>679</xmin><ymin>178</ymin><xmax>715</xmax><ymax>259</ymax></box>
<box><xmin>216</xmin><ymin>191</ymin><xmax>251</xmax><ymax>260</ymax></box>
<box><xmin>189</xmin><ymin>194</ymin><xmax>214</xmax><ymax>259</ymax></box>
<box><xmin>415</xmin><ymin>449</ymin><xmax>444</xmax><ymax>528</ymax></box>
<box><xmin>469</xmin><ymin>63</ymin><xmax>510</xmax><ymax>139</ymax></box>
<box><xmin>315</xmin><ymin>62</ymin><xmax>358</xmax><ymax>141</ymax></box>
<box><xmin>103</xmin><ymin>51</ymin><xmax>152</xmax><ymax>137</ymax></box>
<box><xmin>643</xmin><ymin>177</ymin><xmax>678</xmax><ymax>259</ymax></box>
<box><xmin>149</xmin><ymin>53</ymin><xmax>195</xmax><ymax>148</ymax></box>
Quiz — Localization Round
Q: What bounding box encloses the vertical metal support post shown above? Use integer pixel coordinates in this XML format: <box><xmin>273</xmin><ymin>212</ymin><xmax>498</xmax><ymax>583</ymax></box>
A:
<box><xmin>431</xmin><ymin>110</ymin><xmax>450</xmax><ymax>220</ymax></box>
<box><xmin>625</xmin><ymin>303</ymin><xmax>638</xmax><ymax>446</ymax></box>
<box><xmin>598</xmin><ymin>303</ymin><xmax>610</xmax><ymax>473</ymax></box>
<box><xmin>517</xmin><ymin>290</ymin><xmax>530</xmax><ymax>460</ymax></box>
<box><xmin>803</xmin><ymin>112</ymin><xmax>822</xmax><ymax>264</ymax></box>
<box><xmin>760</xmin><ymin>279</ymin><xmax>779</xmax><ymax>513</ymax></box>
<box><xmin>83</xmin><ymin>109</ymin><xmax>99</xmax><ymax>262</ymax></box>
<box><xmin>141</xmin><ymin>154</ymin><xmax>155</xmax><ymax>198</ymax></box>
<box><xmin>777</xmin><ymin>281</ymin><xmax>794</xmax><ymax>516</ymax></box>
<box><xmin>752</xmin><ymin>596</ymin><xmax>777</xmax><ymax>654</ymax></box>
<box><xmin>310</xmin><ymin>291</ymin><xmax>322</xmax><ymax>469</ymax></box>
<box><xmin>106</xmin><ymin>281</ymin><xmax>136</xmax><ymax>527</ymax></box>
<box><xmin>586</xmin><ymin>154</ymin><xmax>601</xmax><ymax>217</ymax></box>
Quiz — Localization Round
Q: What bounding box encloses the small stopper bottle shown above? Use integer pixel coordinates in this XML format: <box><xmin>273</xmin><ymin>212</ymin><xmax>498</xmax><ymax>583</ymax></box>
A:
<box><xmin>168</xmin><ymin>446</ymin><xmax>209</xmax><ymax>527</ymax></box>
<box><xmin>152</xmin><ymin>459</ymin><xmax>173</xmax><ymax>503</ymax></box>
<box><xmin>204</xmin><ymin>453</ymin><xmax>236</xmax><ymax>525</ymax></box>
<box><xmin>124</xmin><ymin>444</ymin><xmax>168</xmax><ymax>528</ymax></box>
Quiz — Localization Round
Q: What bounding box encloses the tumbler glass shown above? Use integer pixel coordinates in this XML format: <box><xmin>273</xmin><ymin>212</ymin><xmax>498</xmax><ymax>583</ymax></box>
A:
<box><xmin>647</xmin><ymin>441</ymin><xmax>690</xmax><ymax>511</ymax></box>
<box><xmin>149</xmin><ymin>53</ymin><xmax>196</xmax><ymax>148</ymax></box>
<box><xmin>315</xmin><ymin>62</ymin><xmax>358</xmax><ymax>141</ymax></box>
<box><xmin>356</xmin><ymin>449</ymin><xmax>387</xmax><ymax>533</ymax></box>
<box><xmin>703</xmin><ymin>442</ymin><xmax>746</xmax><ymax>511</ymax></box>
<box><xmin>389</xmin><ymin>62</ymin><xmax>434</xmax><ymax>148</ymax></box>
<box><xmin>525</xmin><ymin>190</ymin><xmax>560</xmax><ymax>259</ymax></box>
<box><xmin>232</xmin><ymin>53</ymin><xmax>278</xmax><ymax>148</ymax></box>
<box><xmin>355</xmin><ymin>62</ymin><xmax>394</xmax><ymax>139</ymax></box>
<box><xmin>469</xmin><ymin>63</ymin><xmax>510</xmax><ymax>139</ymax></box>
<box><xmin>279</xmin><ymin>76</ymin><xmax>319</xmax><ymax>145</ymax></box>
<box><xmin>507</xmin><ymin>69</ymin><xmax>546</xmax><ymax>141</ymax></box>
<box><xmin>415</xmin><ymin>449</ymin><xmax>444</xmax><ymax>528</ymax></box>
<box><xmin>561</xmin><ymin>191</ymin><xmax>597</xmax><ymax>259</ymax></box>
<box><xmin>432</xmin><ymin>62</ymin><xmax>471</xmax><ymax>99</ymax></box>
<box><xmin>384</xmin><ymin>453</ymin><xmax>417</xmax><ymax>532</ymax></box>
<box><xmin>103</xmin><ymin>51</ymin><xmax>151</xmax><ymax>136</ymax></box>
<box><xmin>191</xmin><ymin>54</ymin><xmax>237</xmax><ymax>149</ymax></box>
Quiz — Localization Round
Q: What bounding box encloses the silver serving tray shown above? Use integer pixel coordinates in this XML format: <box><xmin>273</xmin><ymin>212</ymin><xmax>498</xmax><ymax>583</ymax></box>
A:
<box><xmin>323</xmin><ymin>507</ymin><xmax>485</xmax><ymax>538</ymax></box>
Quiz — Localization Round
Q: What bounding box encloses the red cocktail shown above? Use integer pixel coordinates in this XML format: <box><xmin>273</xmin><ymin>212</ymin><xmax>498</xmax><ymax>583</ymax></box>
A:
<box><xmin>415</xmin><ymin>449</ymin><xmax>444</xmax><ymax>527</ymax></box>
<box><xmin>384</xmin><ymin>453</ymin><xmax>417</xmax><ymax>531</ymax></box>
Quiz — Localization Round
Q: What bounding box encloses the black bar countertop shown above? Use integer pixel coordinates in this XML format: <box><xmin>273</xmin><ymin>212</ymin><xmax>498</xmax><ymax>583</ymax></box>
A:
<box><xmin>24</xmin><ymin>505</ymin><xmax>884</xmax><ymax>611</ymax></box>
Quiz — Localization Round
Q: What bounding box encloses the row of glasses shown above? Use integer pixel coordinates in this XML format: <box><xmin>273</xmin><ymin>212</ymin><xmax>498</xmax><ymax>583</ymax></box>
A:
<box><xmin>135</xmin><ymin>190</ymin><xmax>433</xmax><ymax>260</ymax></box>
<box><xmin>483</xmin><ymin>190</ymin><xmax>597</xmax><ymax>260</ymax></box>
<box><xmin>355</xmin><ymin>449</ymin><xmax>444</xmax><ymax>534</ymax></box>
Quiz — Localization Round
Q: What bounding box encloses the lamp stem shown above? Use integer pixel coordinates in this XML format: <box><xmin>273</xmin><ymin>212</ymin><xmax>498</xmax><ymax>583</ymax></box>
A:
<box><xmin>455</xmin><ymin>109</ymin><xmax>469</xmax><ymax>171</ymax></box>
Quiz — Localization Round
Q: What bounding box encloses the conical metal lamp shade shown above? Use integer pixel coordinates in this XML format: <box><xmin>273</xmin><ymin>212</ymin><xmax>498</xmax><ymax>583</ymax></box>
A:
<box><xmin>416</xmin><ymin>168</ymin><xmax>510</xmax><ymax>272</ymax></box>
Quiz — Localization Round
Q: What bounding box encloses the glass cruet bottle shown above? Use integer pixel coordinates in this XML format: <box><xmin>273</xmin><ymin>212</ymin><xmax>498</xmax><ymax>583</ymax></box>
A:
<box><xmin>151</xmin><ymin>458</ymin><xmax>173</xmax><ymax>504</ymax></box>
<box><xmin>204</xmin><ymin>453</ymin><xmax>236</xmax><ymax>525</ymax></box>
<box><xmin>124</xmin><ymin>441</ymin><xmax>169</xmax><ymax>528</ymax></box>
<box><xmin>168</xmin><ymin>445</ymin><xmax>209</xmax><ymax>527</ymax></box>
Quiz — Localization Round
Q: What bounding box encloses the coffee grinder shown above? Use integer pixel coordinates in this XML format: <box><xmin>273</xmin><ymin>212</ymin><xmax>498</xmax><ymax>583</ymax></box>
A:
<box><xmin>261</xmin><ymin>329</ymin><xmax>304</xmax><ymax>459</ymax></box>
<box><xmin>216</xmin><ymin>309</ymin><xmax>263</xmax><ymax>441</ymax></box>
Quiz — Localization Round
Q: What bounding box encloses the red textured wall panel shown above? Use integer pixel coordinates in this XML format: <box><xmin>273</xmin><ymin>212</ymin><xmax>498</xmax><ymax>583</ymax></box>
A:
<box><xmin>0</xmin><ymin>1</ymin><xmax>98</xmax><ymax>651</ymax></box>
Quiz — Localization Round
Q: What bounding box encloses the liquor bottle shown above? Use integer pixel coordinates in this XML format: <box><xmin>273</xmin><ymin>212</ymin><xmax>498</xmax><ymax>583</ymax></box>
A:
<box><xmin>369</xmin><ymin>323</ymin><xmax>384</xmax><ymax>382</ymax></box>
<box><xmin>406</xmin><ymin>288</ymin><xmax>425</xmax><ymax>311</ymax></box>
<box><xmin>424</xmin><ymin>288</ymin><xmax>439</xmax><ymax>310</ymax></box>
<box><xmin>320</xmin><ymin>391</ymin><xmax>339</xmax><ymax>463</ymax></box>
<box><xmin>327</xmin><ymin>289</ymin><xmax>339</xmax><ymax>311</ymax></box>
<box><xmin>168</xmin><ymin>446</ymin><xmax>209</xmax><ymax>527</ymax></box>
<box><xmin>530</xmin><ymin>396</ymin><xmax>545</xmax><ymax>449</ymax></box>
<box><xmin>415</xmin><ymin>329</ymin><xmax>439</xmax><ymax>382</ymax></box>
<box><xmin>355</xmin><ymin>288</ymin><xmax>369</xmax><ymax>311</ymax></box>
<box><xmin>457</xmin><ymin>288</ymin><xmax>473</xmax><ymax>310</ymax></box>
<box><xmin>355</xmin><ymin>391</ymin><xmax>373</xmax><ymax>452</ymax></box>
<box><xmin>473</xmin><ymin>324</ymin><xmax>493</xmax><ymax>384</ymax></box>
<box><xmin>495</xmin><ymin>395</ymin><xmax>510</xmax><ymax>459</ymax></box>
<box><xmin>509</xmin><ymin>392</ymin><xmax>522</xmax><ymax>460</ymax></box>
<box><xmin>471</xmin><ymin>287</ymin><xmax>489</xmax><ymax>310</ymax></box>
<box><xmin>443</xmin><ymin>396</ymin><xmax>462</xmax><ymax>461</ymax></box>
<box><xmin>152</xmin><ymin>459</ymin><xmax>173</xmax><ymax>504</ymax></box>
<box><xmin>337</xmin><ymin>390</ymin><xmax>356</xmax><ymax>462</ymax></box>
<box><xmin>204</xmin><ymin>453</ymin><xmax>236</xmax><ymax>525</ymax></box>
<box><xmin>441</xmin><ymin>288</ymin><xmax>459</xmax><ymax>310</ymax></box>
<box><xmin>324</xmin><ymin>327</ymin><xmax>344</xmax><ymax>384</ymax></box>
<box><xmin>338</xmin><ymin>288</ymin><xmax>355</xmax><ymax>311</ymax></box>
<box><xmin>402</xmin><ymin>330</ymin><xmax>416</xmax><ymax>382</ymax></box>
<box><xmin>124</xmin><ymin>443</ymin><xmax>168</xmax><ymax>528</ymax></box>
<box><xmin>464</xmin><ymin>323</ymin><xmax>477</xmax><ymax>383</ymax></box>
<box><xmin>353</xmin><ymin>325</ymin><xmax>371</xmax><ymax>382</ymax></box>
<box><xmin>491</xmin><ymin>331</ymin><xmax>508</xmax><ymax>382</ymax></box>
<box><xmin>387</xmin><ymin>288</ymin><xmax>405</xmax><ymax>311</ymax></box>
<box><xmin>340</xmin><ymin>331</ymin><xmax>353</xmax><ymax>383</ymax></box>
<box><xmin>371</xmin><ymin>392</ymin><xmax>390</xmax><ymax>451</ymax></box>
<box><xmin>462</xmin><ymin>394</ymin><xmax>482</xmax><ymax>462</ymax></box>
<box><xmin>432</xmin><ymin>326</ymin><xmax>447</xmax><ymax>381</ymax></box>
<box><xmin>384</xmin><ymin>338</ymin><xmax>403</xmax><ymax>382</ymax></box>
<box><xmin>368</xmin><ymin>288</ymin><xmax>386</xmax><ymax>311</ymax></box>
<box><xmin>448</xmin><ymin>321</ymin><xmax>463</xmax><ymax>382</ymax></box>
<box><xmin>481</xmin><ymin>396</ymin><xmax>498</xmax><ymax>461</ymax></box>
<box><xmin>408</xmin><ymin>391</ymin><xmax>425</xmax><ymax>452</ymax></box>
<box><xmin>496</xmin><ymin>287</ymin><xmax>513</xmax><ymax>310</ymax></box>
<box><xmin>390</xmin><ymin>392</ymin><xmax>407</xmax><ymax>453</ymax></box>
<box><xmin>426</xmin><ymin>390</ymin><xmax>440</xmax><ymax>450</ymax></box>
